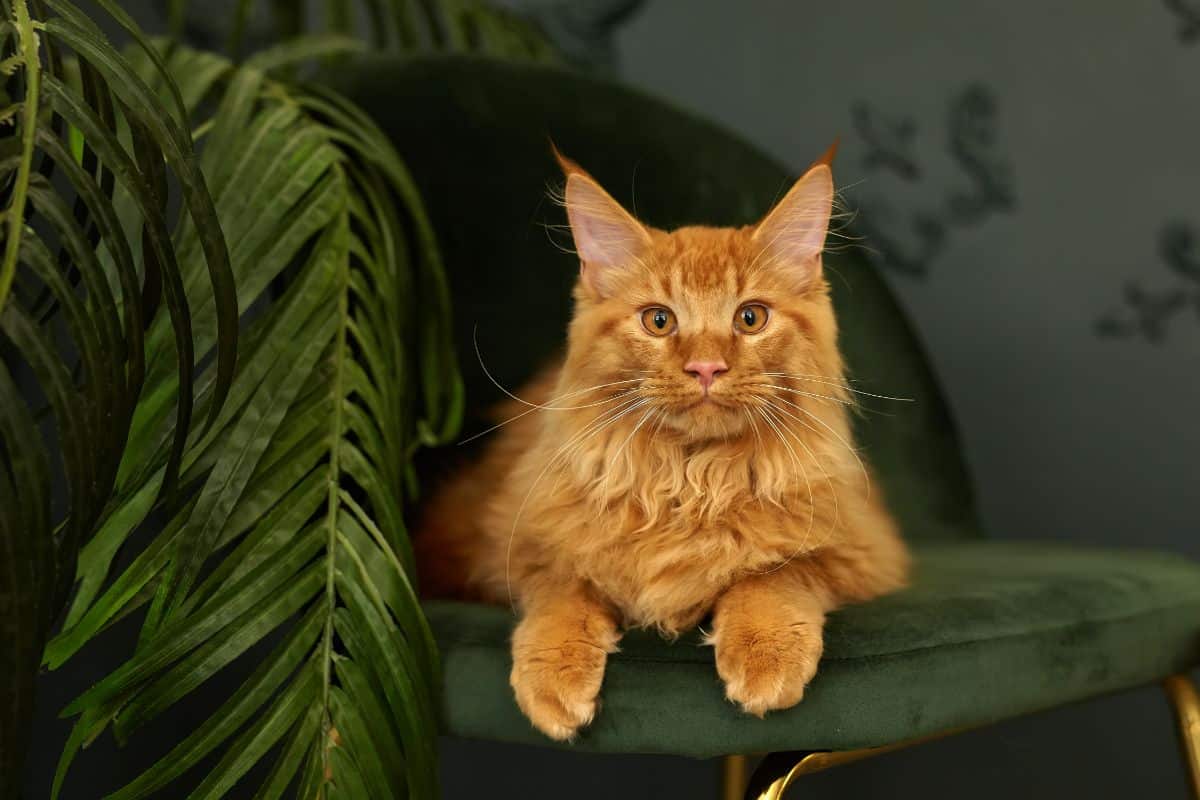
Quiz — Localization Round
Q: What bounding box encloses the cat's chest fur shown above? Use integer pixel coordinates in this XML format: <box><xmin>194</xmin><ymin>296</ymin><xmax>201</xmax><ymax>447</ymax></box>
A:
<box><xmin>572</xmin><ymin>517</ymin><xmax>748</xmax><ymax>633</ymax></box>
<box><xmin>544</xmin><ymin>460</ymin><xmax>827</xmax><ymax>634</ymax></box>
<box><xmin>498</xmin><ymin>412</ymin><xmax>843</xmax><ymax>634</ymax></box>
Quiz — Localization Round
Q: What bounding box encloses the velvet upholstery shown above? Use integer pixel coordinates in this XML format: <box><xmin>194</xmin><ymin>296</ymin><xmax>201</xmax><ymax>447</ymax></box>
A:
<box><xmin>327</xmin><ymin>57</ymin><xmax>1200</xmax><ymax>757</ymax></box>
<box><xmin>426</xmin><ymin>542</ymin><xmax>1200</xmax><ymax>757</ymax></box>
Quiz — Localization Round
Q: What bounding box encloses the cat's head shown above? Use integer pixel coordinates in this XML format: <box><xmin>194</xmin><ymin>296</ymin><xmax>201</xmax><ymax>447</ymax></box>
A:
<box><xmin>557</xmin><ymin>150</ymin><xmax>846</xmax><ymax>443</ymax></box>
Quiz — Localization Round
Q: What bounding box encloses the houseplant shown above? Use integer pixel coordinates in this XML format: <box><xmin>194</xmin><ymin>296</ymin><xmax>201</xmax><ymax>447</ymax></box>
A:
<box><xmin>0</xmin><ymin>0</ymin><xmax>554</xmax><ymax>795</ymax></box>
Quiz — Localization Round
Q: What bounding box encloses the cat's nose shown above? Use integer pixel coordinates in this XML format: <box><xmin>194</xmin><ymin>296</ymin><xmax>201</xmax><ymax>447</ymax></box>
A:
<box><xmin>684</xmin><ymin>359</ymin><xmax>728</xmax><ymax>392</ymax></box>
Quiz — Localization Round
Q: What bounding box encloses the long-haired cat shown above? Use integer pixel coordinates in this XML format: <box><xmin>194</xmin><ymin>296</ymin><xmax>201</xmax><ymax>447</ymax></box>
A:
<box><xmin>416</xmin><ymin>149</ymin><xmax>910</xmax><ymax>741</ymax></box>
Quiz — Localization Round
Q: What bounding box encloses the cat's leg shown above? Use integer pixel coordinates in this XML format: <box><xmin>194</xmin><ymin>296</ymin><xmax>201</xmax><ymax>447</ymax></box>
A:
<box><xmin>510</xmin><ymin>579</ymin><xmax>622</xmax><ymax>740</ymax></box>
<box><xmin>709</xmin><ymin>566</ymin><xmax>830</xmax><ymax>717</ymax></box>
<box><xmin>711</xmin><ymin>522</ymin><xmax>909</xmax><ymax>716</ymax></box>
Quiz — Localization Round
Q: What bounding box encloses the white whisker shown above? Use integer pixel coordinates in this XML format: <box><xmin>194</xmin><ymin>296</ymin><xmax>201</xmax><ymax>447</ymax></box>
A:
<box><xmin>597</xmin><ymin>405</ymin><xmax>658</xmax><ymax>510</ymax></box>
<box><xmin>504</xmin><ymin>396</ymin><xmax>648</xmax><ymax>608</ymax></box>
<box><xmin>756</xmin><ymin>402</ymin><xmax>840</xmax><ymax>573</ymax></box>
<box><xmin>751</xmin><ymin>383</ymin><xmax>856</xmax><ymax>406</ymax></box>
<box><xmin>762</xmin><ymin>372</ymin><xmax>913</xmax><ymax>402</ymax></box>
<box><xmin>742</xmin><ymin>407</ymin><xmax>768</xmax><ymax>508</ymax></box>
<box><xmin>753</xmin><ymin>405</ymin><xmax>816</xmax><ymax>570</ymax></box>
<box><xmin>458</xmin><ymin>384</ymin><xmax>643</xmax><ymax>445</ymax></box>
<box><xmin>473</xmin><ymin>326</ymin><xmax>644</xmax><ymax>411</ymax></box>
<box><xmin>769</xmin><ymin>393</ymin><xmax>872</xmax><ymax>498</ymax></box>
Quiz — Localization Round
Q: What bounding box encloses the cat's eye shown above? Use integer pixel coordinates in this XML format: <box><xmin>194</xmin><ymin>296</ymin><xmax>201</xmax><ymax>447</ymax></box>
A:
<box><xmin>734</xmin><ymin>303</ymin><xmax>769</xmax><ymax>334</ymax></box>
<box><xmin>640</xmin><ymin>306</ymin><xmax>677</xmax><ymax>336</ymax></box>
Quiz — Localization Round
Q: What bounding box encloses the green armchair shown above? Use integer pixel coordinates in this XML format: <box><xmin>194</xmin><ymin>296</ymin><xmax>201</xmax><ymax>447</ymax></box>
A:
<box><xmin>334</xmin><ymin>56</ymin><xmax>1200</xmax><ymax>798</ymax></box>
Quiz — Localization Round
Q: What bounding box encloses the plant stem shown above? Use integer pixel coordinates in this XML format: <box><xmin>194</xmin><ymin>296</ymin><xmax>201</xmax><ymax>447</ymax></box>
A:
<box><xmin>318</xmin><ymin>187</ymin><xmax>351</xmax><ymax>789</ymax></box>
<box><xmin>0</xmin><ymin>0</ymin><xmax>41</xmax><ymax>310</ymax></box>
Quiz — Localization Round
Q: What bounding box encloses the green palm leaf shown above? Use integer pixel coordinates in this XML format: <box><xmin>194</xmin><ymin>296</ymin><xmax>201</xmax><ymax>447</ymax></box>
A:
<box><xmin>45</xmin><ymin>38</ymin><xmax>462</xmax><ymax>798</ymax></box>
<box><xmin>0</xmin><ymin>1</ymin><xmax>236</xmax><ymax>794</ymax></box>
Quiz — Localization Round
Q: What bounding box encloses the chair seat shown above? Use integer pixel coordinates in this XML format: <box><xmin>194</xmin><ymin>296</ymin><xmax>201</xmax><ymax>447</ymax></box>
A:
<box><xmin>425</xmin><ymin>541</ymin><xmax>1200</xmax><ymax>759</ymax></box>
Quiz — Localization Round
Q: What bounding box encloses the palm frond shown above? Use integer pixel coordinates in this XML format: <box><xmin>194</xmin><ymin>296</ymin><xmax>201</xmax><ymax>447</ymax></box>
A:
<box><xmin>45</xmin><ymin>37</ymin><xmax>462</xmax><ymax>799</ymax></box>
<box><xmin>0</xmin><ymin>0</ymin><xmax>235</xmax><ymax>793</ymax></box>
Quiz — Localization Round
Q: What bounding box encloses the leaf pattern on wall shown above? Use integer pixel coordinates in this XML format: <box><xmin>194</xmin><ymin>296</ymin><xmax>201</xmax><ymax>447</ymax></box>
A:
<box><xmin>1096</xmin><ymin>222</ymin><xmax>1200</xmax><ymax>341</ymax></box>
<box><xmin>851</xmin><ymin>84</ymin><xmax>1015</xmax><ymax>278</ymax></box>
<box><xmin>852</xmin><ymin>102</ymin><xmax>920</xmax><ymax>180</ymax></box>
<box><xmin>1096</xmin><ymin>6</ymin><xmax>1197</xmax><ymax>341</ymax></box>
<box><xmin>1165</xmin><ymin>0</ymin><xmax>1200</xmax><ymax>44</ymax></box>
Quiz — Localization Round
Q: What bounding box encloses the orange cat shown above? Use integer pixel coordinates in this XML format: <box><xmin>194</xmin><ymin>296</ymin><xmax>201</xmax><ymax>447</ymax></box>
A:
<box><xmin>416</xmin><ymin>150</ymin><xmax>910</xmax><ymax>741</ymax></box>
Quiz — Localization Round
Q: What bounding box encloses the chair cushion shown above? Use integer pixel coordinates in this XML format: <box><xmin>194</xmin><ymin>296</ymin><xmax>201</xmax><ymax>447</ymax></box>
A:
<box><xmin>426</xmin><ymin>541</ymin><xmax>1200</xmax><ymax>758</ymax></box>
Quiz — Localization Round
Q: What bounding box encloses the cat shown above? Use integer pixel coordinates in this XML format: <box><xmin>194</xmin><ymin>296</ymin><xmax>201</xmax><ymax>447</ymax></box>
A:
<box><xmin>415</xmin><ymin>148</ymin><xmax>910</xmax><ymax>741</ymax></box>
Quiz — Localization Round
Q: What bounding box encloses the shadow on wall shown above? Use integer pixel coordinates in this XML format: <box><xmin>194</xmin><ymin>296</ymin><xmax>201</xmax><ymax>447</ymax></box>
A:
<box><xmin>849</xmin><ymin>84</ymin><xmax>1015</xmax><ymax>278</ymax></box>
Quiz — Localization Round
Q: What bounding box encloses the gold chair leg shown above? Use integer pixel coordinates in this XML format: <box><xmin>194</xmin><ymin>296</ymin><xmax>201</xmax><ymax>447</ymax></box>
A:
<box><xmin>741</xmin><ymin>751</ymin><xmax>821</xmax><ymax>799</ymax></box>
<box><xmin>722</xmin><ymin>752</ymin><xmax>796</xmax><ymax>800</ymax></box>
<box><xmin>1165</xmin><ymin>674</ymin><xmax>1200</xmax><ymax>799</ymax></box>
<box><xmin>722</xmin><ymin>754</ymin><xmax>748</xmax><ymax>800</ymax></box>
<box><xmin>735</xmin><ymin>728</ymin><xmax>965</xmax><ymax>798</ymax></box>
<box><xmin>744</xmin><ymin>763</ymin><xmax>795</xmax><ymax>800</ymax></box>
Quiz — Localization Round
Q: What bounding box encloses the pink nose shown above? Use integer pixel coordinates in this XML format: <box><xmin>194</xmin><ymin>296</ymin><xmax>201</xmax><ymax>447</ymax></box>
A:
<box><xmin>684</xmin><ymin>359</ymin><xmax>728</xmax><ymax>392</ymax></box>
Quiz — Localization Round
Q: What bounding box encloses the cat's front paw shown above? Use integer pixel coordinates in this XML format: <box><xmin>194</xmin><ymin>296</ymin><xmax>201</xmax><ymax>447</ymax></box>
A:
<box><xmin>712</xmin><ymin>619</ymin><xmax>823</xmax><ymax>717</ymax></box>
<box><xmin>510</xmin><ymin>636</ymin><xmax>610</xmax><ymax>741</ymax></box>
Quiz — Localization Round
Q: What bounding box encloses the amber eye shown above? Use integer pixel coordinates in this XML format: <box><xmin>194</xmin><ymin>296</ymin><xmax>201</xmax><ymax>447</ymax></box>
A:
<box><xmin>735</xmin><ymin>303</ymin><xmax>769</xmax><ymax>334</ymax></box>
<box><xmin>640</xmin><ymin>306</ymin><xmax>677</xmax><ymax>336</ymax></box>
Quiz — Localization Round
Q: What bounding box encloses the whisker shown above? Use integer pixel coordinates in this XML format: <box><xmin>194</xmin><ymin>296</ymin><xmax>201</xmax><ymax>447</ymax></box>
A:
<box><xmin>597</xmin><ymin>405</ymin><xmax>658</xmax><ymax>509</ymax></box>
<box><xmin>752</xmin><ymin>405</ymin><xmax>816</xmax><ymax>569</ymax></box>
<box><xmin>742</xmin><ymin>408</ymin><xmax>768</xmax><ymax>507</ymax></box>
<box><xmin>458</xmin><ymin>385</ymin><xmax>643</xmax><ymax>445</ymax></box>
<box><xmin>546</xmin><ymin>394</ymin><xmax>652</xmax><ymax>494</ymax></box>
<box><xmin>759</xmin><ymin>400</ymin><xmax>839</xmax><ymax>494</ymax></box>
<box><xmin>763</xmin><ymin>370</ymin><xmax>849</xmax><ymax>382</ymax></box>
<box><xmin>769</xmin><ymin>394</ymin><xmax>872</xmax><ymax>498</ymax></box>
<box><xmin>558</xmin><ymin>396</ymin><xmax>648</xmax><ymax>466</ymax></box>
<box><xmin>756</xmin><ymin>403</ymin><xmax>841</xmax><ymax>572</ymax></box>
<box><xmin>751</xmin><ymin>383</ymin><xmax>857</xmax><ymax>406</ymax></box>
<box><xmin>474</xmin><ymin>327</ymin><xmax>645</xmax><ymax>411</ymax></box>
<box><xmin>650</xmin><ymin>407</ymin><xmax>668</xmax><ymax>442</ymax></box>
<box><xmin>743</xmin><ymin>406</ymin><xmax>765</xmax><ymax>452</ymax></box>
<box><xmin>762</xmin><ymin>372</ymin><xmax>913</xmax><ymax>402</ymax></box>
<box><xmin>504</xmin><ymin>396</ymin><xmax>649</xmax><ymax>609</ymax></box>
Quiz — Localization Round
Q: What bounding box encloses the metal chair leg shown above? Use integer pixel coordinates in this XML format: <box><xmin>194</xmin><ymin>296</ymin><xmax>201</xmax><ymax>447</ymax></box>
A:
<box><xmin>742</xmin><ymin>751</ymin><xmax>819</xmax><ymax>799</ymax></box>
<box><xmin>722</xmin><ymin>754</ymin><xmax>748</xmax><ymax>800</ymax></box>
<box><xmin>1165</xmin><ymin>674</ymin><xmax>1200</xmax><ymax>799</ymax></box>
<box><xmin>732</xmin><ymin>728</ymin><xmax>961</xmax><ymax>798</ymax></box>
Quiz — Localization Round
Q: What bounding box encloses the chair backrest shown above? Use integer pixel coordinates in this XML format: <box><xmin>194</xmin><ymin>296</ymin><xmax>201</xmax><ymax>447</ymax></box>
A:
<box><xmin>335</xmin><ymin>55</ymin><xmax>981</xmax><ymax>541</ymax></box>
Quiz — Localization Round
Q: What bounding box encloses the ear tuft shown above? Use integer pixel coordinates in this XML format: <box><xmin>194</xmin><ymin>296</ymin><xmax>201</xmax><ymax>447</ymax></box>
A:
<box><xmin>550</xmin><ymin>139</ymin><xmax>586</xmax><ymax>178</ymax></box>
<box><xmin>552</xmin><ymin>148</ymin><xmax>651</xmax><ymax>297</ymax></box>
<box><xmin>752</xmin><ymin>161</ymin><xmax>835</xmax><ymax>288</ymax></box>
<box><xmin>810</xmin><ymin>138</ymin><xmax>839</xmax><ymax>169</ymax></box>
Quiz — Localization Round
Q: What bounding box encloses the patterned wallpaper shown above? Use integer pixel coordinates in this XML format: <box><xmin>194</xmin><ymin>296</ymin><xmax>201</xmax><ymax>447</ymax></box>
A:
<box><xmin>1165</xmin><ymin>0</ymin><xmax>1200</xmax><ymax>44</ymax></box>
<box><xmin>1096</xmin><ymin>1</ymin><xmax>1200</xmax><ymax>342</ymax></box>
<box><xmin>850</xmin><ymin>85</ymin><xmax>1015</xmax><ymax>278</ymax></box>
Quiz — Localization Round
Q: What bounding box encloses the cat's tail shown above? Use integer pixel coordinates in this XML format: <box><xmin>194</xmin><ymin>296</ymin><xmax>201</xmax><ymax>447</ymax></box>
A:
<box><xmin>413</xmin><ymin>475</ymin><xmax>491</xmax><ymax>602</ymax></box>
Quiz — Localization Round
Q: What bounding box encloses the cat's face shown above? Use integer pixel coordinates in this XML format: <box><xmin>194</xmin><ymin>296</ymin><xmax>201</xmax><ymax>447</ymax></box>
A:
<box><xmin>559</xmin><ymin>154</ymin><xmax>844</xmax><ymax>442</ymax></box>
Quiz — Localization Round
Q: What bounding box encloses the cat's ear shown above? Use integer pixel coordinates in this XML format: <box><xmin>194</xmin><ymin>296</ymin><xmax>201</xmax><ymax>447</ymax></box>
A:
<box><xmin>752</xmin><ymin>158</ymin><xmax>835</xmax><ymax>289</ymax></box>
<box><xmin>554</xmin><ymin>148</ymin><xmax>651</xmax><ymax>297</ymax></box>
